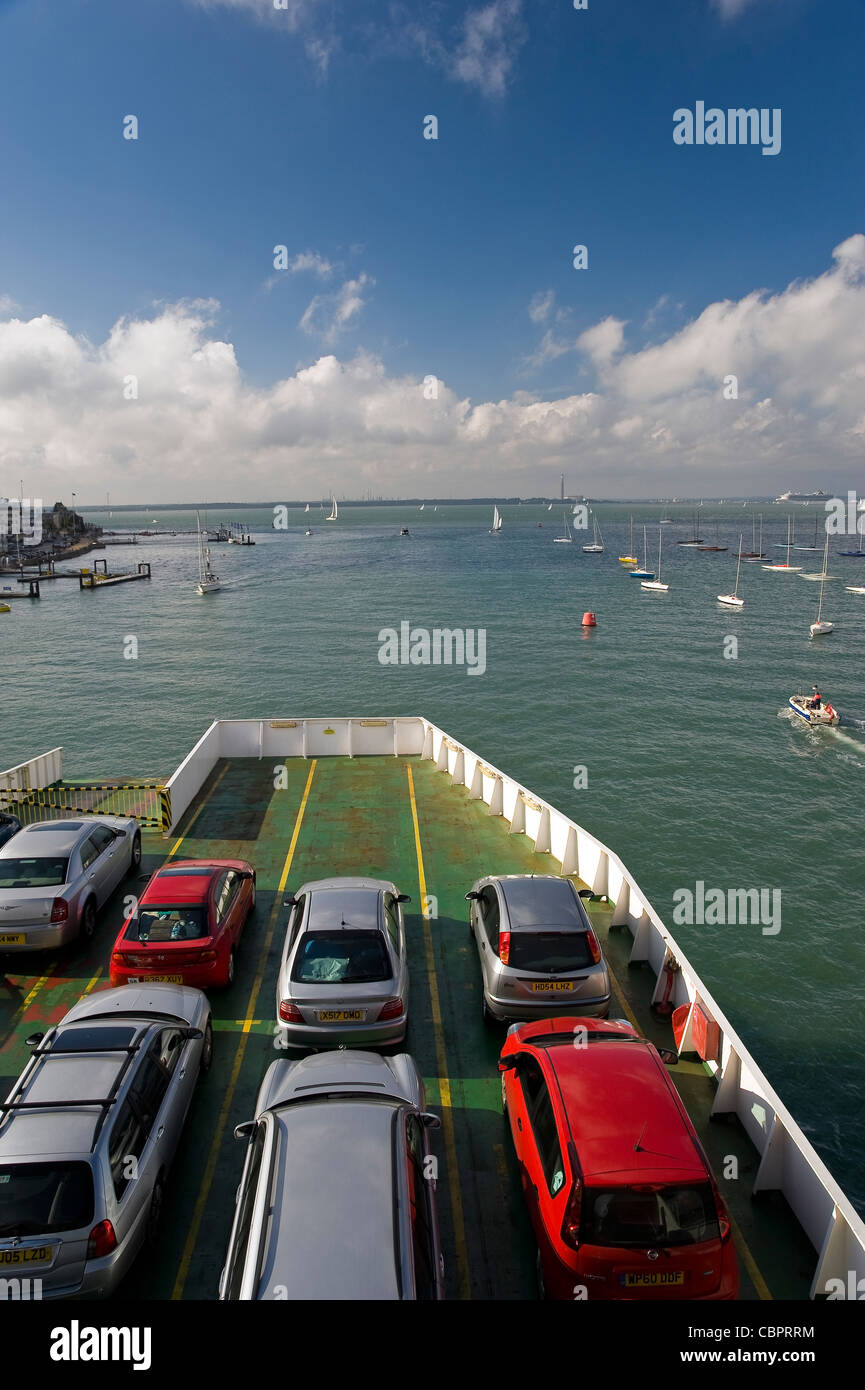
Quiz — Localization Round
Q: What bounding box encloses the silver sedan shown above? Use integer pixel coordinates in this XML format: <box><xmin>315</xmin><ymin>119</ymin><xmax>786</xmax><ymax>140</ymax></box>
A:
<box><xmin>467</xmin><ymin>874</ymin><xmax>611</xmax><ymax>1023</ymax></box>
<box><xmin>0</xmin><ymin>816</ymin><xmax>142</xmax><ymax>953</ymax></box>
<box><xmin>275</xmin><ymin>877</ymin><xmax>410</xmax><ymax>1049</ymax></box>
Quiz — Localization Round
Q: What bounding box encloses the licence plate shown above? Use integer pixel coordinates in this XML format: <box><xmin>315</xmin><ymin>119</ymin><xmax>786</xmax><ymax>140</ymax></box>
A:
<box><xmin>318</xmin><ymin>1009</ymin><xmax>364</xmax><ymax>1023</ymax></box>
<box><xmin>530</xmin><ymin>981</ymin><xmax>574</xmax><ymax>992</ymax></box>
<box><xmin>127</xmin><ymin>974</ymin><xmax>183</xmax><ymax>984</ymax></box>
<box><xmin>621</xmin><ymin>1271</ymin><xmax>685</xmax><ymax>1287</ymax></box>
<box><xmin>0</xmin><ymin>1245</ymin><xmax>55</xmax><ymax>1269</ymax></box>
<box><xmin>0</xmin><ymin>934</ymin><xmax>25</xmax><ymax>946</ymax></box>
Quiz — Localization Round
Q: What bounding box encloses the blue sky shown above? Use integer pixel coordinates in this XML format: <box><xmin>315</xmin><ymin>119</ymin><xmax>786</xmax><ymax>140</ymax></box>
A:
<box><xmin>0</xmin><ymin>0</ymin><xmax>863</xmax><ymax>500</ymax></box>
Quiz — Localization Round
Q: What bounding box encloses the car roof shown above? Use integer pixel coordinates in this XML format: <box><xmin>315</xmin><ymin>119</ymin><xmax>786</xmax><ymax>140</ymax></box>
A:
<box><xmin>144</xmin><ymin>863</ymin><xmax>218</xmax><ymax>904</ymax></box>
<box><xmin>304</xmin><ymin>886</ymin><xmax>383</xmax><ymax>931</ymax></box>
<box><xmin>496</xmin><ymin>876</ymin><xmax>584</xmax><ymax>929</ymax></box>
<box><xmin>0</xmin><ymin>821</ymin><xmax>89</xmax><ymax>856</ymax></box>
<box><xmin>258</xmin><ymin>1099</ymin><xmax>401</xmax><ymax>1299</ymax></box>
<box><xmin>545</xmin><ymin>1040</ymin><xmax>706</xmax><ymax>1184</ymax></box>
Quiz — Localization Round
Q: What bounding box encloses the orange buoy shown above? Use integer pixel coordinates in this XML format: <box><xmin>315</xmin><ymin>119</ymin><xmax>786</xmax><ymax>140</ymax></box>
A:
<box><xmin>581</xmin><ymin>611</ymin><xmax>596</xmax><ymax>627</ymax></box>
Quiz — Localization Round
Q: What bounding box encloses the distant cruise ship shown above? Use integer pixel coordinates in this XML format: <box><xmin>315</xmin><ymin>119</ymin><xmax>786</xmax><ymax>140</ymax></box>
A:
<box><xmin>775</xmin><ymin>488</ymin><xmax>830</xmax><ymax>503</ymax></box>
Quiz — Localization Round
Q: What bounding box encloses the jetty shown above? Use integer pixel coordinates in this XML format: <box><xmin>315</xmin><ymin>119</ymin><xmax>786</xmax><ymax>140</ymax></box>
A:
<box><xmin>78</xmin><ymin>559</ymin><xmax>152</xmax><ymax>589</ymax></box>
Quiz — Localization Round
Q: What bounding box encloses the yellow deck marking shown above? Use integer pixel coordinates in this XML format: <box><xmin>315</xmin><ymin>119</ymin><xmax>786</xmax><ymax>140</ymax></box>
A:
<box><xmin>407</xmin><ymin>764</ymin><xmax>470</xmax><ymax>1301</ymax></box>
<box><xmin>2</xmin><ymin>966</ymin><xmax>58</xmax><ymax>1036</ymax></box>
<box><xmin>171</xmin><ymin>760</ymin><xmax>317</xmax><ymax>1300</ymax></box>
<box><xmin>82</xmin><ymin>971</ymin><xmax>102</xmax><ymax>997</ymax></box>
<box><xmin>729</xmin><ymin>1211</ymin><xmax>773</xmax><ymax>1300</ymax></box>
<box><xmin>167</xmin><ymin>763</ymin><xmax>230</xmax><ymax>857</ymax></box>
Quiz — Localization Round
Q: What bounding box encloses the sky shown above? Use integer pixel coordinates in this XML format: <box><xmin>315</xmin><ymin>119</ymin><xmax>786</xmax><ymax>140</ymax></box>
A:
<box><xmin>0</xmin><ymin>0</ymin><xmax>863</xmax><ymax>502</ymax></box>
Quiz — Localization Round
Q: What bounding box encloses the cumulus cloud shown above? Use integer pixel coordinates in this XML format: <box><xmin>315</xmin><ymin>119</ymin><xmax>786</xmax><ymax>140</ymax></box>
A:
<box><xmin>1</xmin><ymin>236</ymin><xmax>863</xmax><ymax>500</ymax></box>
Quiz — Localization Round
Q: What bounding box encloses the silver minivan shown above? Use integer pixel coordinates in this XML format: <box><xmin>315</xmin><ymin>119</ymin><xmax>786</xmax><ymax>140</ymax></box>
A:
<box><xmin>0</xmin><ymin>984</ymin><xmax>211</xmax><ymax>1298</ymax></box>
<box><xmin>467</xmin><ymin>874</ymin><xmax>611</xmax><ymax>1023</ymax></box>
<box><xmin>219</xmin><ymin>1051</ymin><xmax>444</xmax><ymax>1300</ymax></box>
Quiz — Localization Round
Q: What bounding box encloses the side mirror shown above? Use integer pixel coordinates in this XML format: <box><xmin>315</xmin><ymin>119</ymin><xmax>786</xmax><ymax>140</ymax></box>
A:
<box><xmin>395</xmin><ymin>893</ymin><xmax>411</xmax><ymax>904</ymax></box>
<box><xmin>419</xmin><ymin>1111</ymin><xmax>441</xmax><ymax>1131</ymax></box>
<box><xmin>283</xmin><ymin>895</ymin><xmax>297</xmax><ymax>908</ymax></box>
<box><xmin>465</xmin><ymin>890</ymin><xmax>480</xmax><ymax>901</ymax></box>
<box><xmin>174</xmin><ymin>1027</ymin><xmax>203</xmax><ymax>1046</ymax></box>
<box><xmin>234</xmin><ymin>1120</ymin><xmax>256</xmax><ymax>1140</ymax></box>
<box><xmin>578</xmin><ymin>889</ymin><xmax>592</xmax><ymax>899</ymax></box>
<box><xmin>114</xmin><ymin>828</ymin><xmax>127</xmax><ymax>838</ymax></box>
<box><xmin>658</xmin><ymin>1048</ymin><xmax>679</xmax><ymax>1066</ymax></box>
<box><xmin>25</xmin><ymin>1032</ymin><xmax>45</xmax><ymax>1048</ymax></box>
<box><xmin>497</xmin><ymin>1056</ymin><xmax>518</xmax><ymax>1073</ymax></box>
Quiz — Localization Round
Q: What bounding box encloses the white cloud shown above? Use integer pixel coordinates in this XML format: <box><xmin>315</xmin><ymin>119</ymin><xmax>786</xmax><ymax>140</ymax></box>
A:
<box><xmin>712</xmin><ymin>0</ymin><xmax>757</xmax><ymax>16</ymax></box>
<box><xmin>0</xmin><ymin>294</ymin><xmax>19</xmax><ymax>316</ymax></box>
<box><xmin>447</xmin><ymin>0</ymin><xmax>526</xmax><ymax>98</ymax></box>
<box><xmin>528</xmin><ymin>290</ymin><xmax>554</xmax><ymax>324</ymax></box>
<box><xmin>290</xmin><ymin>251</ymin><xmax>334</xmax><ymax>278</ymax></box>
<box><xmin>299</xmin><ymin>273</ymin><xmax>374</xmax><ymax>343</ymax></box>
<box><xmin>1</xmin><ymin>237</ymin><xmax>863</xmax><ymax>500</ymax></box>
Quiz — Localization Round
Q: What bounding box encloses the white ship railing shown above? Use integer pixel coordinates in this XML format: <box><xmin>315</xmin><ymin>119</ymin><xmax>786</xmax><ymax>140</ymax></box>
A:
<box><xmin>25</xmin><ymin>719</ymin><xmax>865</xmax><ymax>1296</ymax></box>
<box><xmin>0</xmin><ymin>747</ymin><xmax>63</xmax><ymax>797</ymax></box>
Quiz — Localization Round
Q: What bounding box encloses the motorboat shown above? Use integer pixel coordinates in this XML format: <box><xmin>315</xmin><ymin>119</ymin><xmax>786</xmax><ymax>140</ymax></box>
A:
<box><xmin>788</xmin><ymin>694</ymin><xmax>839</xmax><ymax>726</ymax></box>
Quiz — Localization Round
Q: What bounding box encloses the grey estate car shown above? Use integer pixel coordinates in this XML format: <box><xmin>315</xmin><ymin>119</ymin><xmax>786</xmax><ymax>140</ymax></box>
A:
<box><xmin>0</xmin><ymin>816</ymin><xmax>142</xmax><ymax>953</ymax></box>
<box><xmin>467</xmin><ymin>874</ymin><xmax>611</xmax><ymax>1023</ymax></box>
<box><xmin>219</xmin><ymin>1050</ymin><xmax>444</xmax><ymax>1300</ymax></box>
<box><xmin>0</xmin><ymin>984</ymin><xmax>211</xmax><ymax>1298</ymax></box>
<box><xmin>275</xmin><ymin>877</ymin><xmax>411</xmax><ymax>1049</ymax></box>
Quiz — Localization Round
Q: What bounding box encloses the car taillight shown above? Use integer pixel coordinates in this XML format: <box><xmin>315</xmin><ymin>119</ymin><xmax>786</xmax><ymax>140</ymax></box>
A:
<box><xmin>585</xmin><ymin>928</ymin><xmax>601</xmax><ymax>963</ymax></box>
<box><xmin>498</xmin><ymin>930</ymin><xmax>510</xmax><ymax>965</ymax></box>
<box><xmin>50</xmin><ymin>899</ymin><xmax>68</xmax><ymax>924</ymax></box>
<box><xmin>279</xmin><ymin>1001</ymin><xmax>304</xmax><ymax>1023</ymax></box>
<box><xmin>377</xmin><ymin>998</ymin><xmax>404</xmax><ymax>1021</ymax></box>
<box><xmin>560</xmin><ymin>1178</ymin><xmax>582</xmax><ymax>1250</ymax></box>
<box><xmin>198</xmin><ymin>949</ymin><xmax>218</xmax><ymax>963</ymax></box>
<box><xmin>87</xmin><ymin>1219</ymin><xmax>117</xmax><ymax>1259</ymax></box>
<box><xmin>110</xmin><ymin>951</ymin><xmax>128</xmax><ymax>965</ymax></box>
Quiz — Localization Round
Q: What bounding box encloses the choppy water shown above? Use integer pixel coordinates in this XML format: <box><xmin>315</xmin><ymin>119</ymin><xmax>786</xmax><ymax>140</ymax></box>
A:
<box><xmin>3</xmin><ymin>501</ymin><xmax>865</xmax><ymax>1211</ymax></box>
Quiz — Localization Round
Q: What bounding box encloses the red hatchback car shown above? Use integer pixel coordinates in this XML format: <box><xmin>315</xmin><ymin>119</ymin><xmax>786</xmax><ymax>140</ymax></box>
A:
<box><xmin>499</xmin><ymin>1017</ymin><xmax>739</xmax><ymax>1301</ymax></box>
<box><xmin>109</xmin><ymin>859</ymin><xmax>256</xmax><ymax>990</ymax></box>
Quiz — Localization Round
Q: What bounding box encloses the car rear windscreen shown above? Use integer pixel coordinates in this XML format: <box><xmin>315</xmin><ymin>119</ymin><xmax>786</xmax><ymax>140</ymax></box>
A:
<box><xmin>0</xmin><ymin>858</ymin><xmax>69</xmax><ymax>888</ymax></box>
<box><xmin>0</xmin><ymin>1162</ymin><xmax>95</xmax><ymax>1236</ymax></box>
<box><xmin>293</xmin><ymin>930</ymin><xmax>391</xmax><ymax>984</ymax></box>
<box><xmin>128</xmin><ymin>906</ymin><xmax>208</xmax><ymax>942</ymax></box>
<box><xmin>582</xmin><ymin>1183</ymin><xmax>719</xmax><ymax>1248</ymax></box>
<box><xmin>509</xmin><ymin>930</ymin><xmax>594</xmax><ymax>972</ymax></box>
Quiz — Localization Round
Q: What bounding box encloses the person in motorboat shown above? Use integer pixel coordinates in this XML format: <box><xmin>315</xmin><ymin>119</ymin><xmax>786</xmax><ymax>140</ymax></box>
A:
<box><xmin>809</xmin><ymin>685</ymin><xmax>822</xmax><ymax>710</ymax></box>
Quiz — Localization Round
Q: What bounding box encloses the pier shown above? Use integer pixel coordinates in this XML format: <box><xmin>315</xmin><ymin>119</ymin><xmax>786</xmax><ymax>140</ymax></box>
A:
<box><xmin>79</xmin><ymin>559</ymin><xmax>152</xmax><ymax>589</ymax></box>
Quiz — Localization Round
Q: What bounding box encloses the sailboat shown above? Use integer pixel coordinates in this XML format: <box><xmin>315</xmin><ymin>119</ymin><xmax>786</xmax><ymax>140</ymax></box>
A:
<box><xmin>628</xmin><ymin>526</ymin><xmax>654</xmax><ymax>579</ymax></box>
<box><xmin>809</xmin><ymin>535</ymin><xmax>834</xmax><ymax>636</ymax></box>
<box><xmin>490</xmin><ymin>505</ymin><xmax>503</xmax><ymax>535</ymax></box>
<box><xmin>641</xmin><ymin>527</ymin><xmax>669</xmax><ymax>591</ymax></box>
<box><xmin>799</xmin><ymin>532</ymin><xmax>836</xmax><ymax>580</ymax></box>
<box><xmin>326</xmin><ymin>495</ymin><xmax>338</xmax><ymax>521</ymax></box>
<box><xmin>774</xmin><ymin>515</ymin><xmax>795</xmax><ymax>548</ymax></box>
<box><xmin>552</xmin><ymin>475</ymin><xmax>573</xmax><ymax>542</ymax></box>
<box><xmin>619</xmin><ymin>515</ymin><xmax>638</xmax><ymax>564</ymax></box>
<box><xmin>195</xmin><ymin>511</ymin><xmax>221</xmax><ymax>595</ymax></box>
<box><xmin>741</xmin><ymin>514</ymin><xmax>767</xmax><ymax>561</ymax></box>
<box><xmin>547</xmin><ymin>503</ymin><xmax>553</xmax><ymax>511</ymax></box>
<box><xmin>678</xmin><ymin>511</ymin><xmax>703</xmax><ymax>546</ymax></box>
<box><xmin>697</xmin><ymin>520</ymin><xmax>727</xmax><ymax>552</ymax></box>
<box><xmin>794</xmin><ymin>515</ymin><xmax>821</xmax><ymax>552</ymax></box>
<box><xmin>419</xmin><ymin>504</ymin><xmax>425</xmax><ymax>511</ymax></box>
<box><xmin>582</xmin><ymin>513</ymin><xmax>604</xmax><ymax>553</ymax></box>
<box><xmin>305</xmin><ymin>503</ymin><xmax>310</xmax><ymax>513</ymax></box>
<box><xmin>763</xmin><ymin>515</ymin><xmax>802</xmax><ymax>571</ymax></box>
<box><xmin>717</xmin><ymin>537</ymin><xmax>744</xmax><ymax>607</ymax></box>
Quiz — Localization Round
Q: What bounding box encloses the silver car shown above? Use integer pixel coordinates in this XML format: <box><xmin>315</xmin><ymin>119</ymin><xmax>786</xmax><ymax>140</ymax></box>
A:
<box><xmin>0</xmin><ymin>816</ymin><xmax>142</xmax><ymax>953</ymax></box>
<box><xmin>0</xmin><ymin>984</ymin><xmax>211</xmax><ymax>1299</ymax></box>
<box><xmin>275</xmin><ymin>877</ymin><xmax>410</xmax><ymax>1049</ymax></box>
<box><xmin>218</xmin><ymin>1050</ymin><xmax>444</xmax><ymax>1300</ymax></box>
<box><xmin>467</xmin><ymin>874</ymin><xmax>611</xmax><ymax>1023</ymax></box>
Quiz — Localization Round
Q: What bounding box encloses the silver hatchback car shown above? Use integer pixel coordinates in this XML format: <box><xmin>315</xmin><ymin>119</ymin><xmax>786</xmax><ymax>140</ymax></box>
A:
<box><xmin>275</xmin><ymin>877</ymin><xmax>410</xmax><ymax>1049</ymax></box>
<box><xmin>467</xmin><ymin>874</ymin><xmax>611</xmax><ymax>1023</ymax></box>
<box><xmin>0</xmin><ymin>816</ymin><xmax>142</xmax><ymax>953</ymax></box>
<box><xmin>0</xmin><ymin>984</ymin><xmax>211</xmax><ymax>1298</ymax></box>
<box><xmin>219</xmin><ymin>1050</ymin><xmax>444</xmax><ymax>1300</ymax></box>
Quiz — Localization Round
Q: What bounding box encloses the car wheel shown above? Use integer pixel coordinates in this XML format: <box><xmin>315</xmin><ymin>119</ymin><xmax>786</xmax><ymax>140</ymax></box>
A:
<box><xmin>200</xmin><ymin>1018</ymin><xmax>213</xmax><ymax>1073</ymax></box>
<box><xmin>128</xmin><ymin>831</ymin><xmax>142</xmax><ymax>874</ymax></box>
<box><xmin>536</xmin><ymin>1249</ymin><xmax>548</xmax><ymax>1301</ymax></box>
<box><xmin>225</xmin><ymin>949</ymin><xmax>235</xmax><ymax>987</ymax></box>
<box><xmin>80</xmin><ymin>897</ymin><xmax>97</xmax><ymax>942</ymax></box>
<box><xmin>145</xmin><ymin>1177</ymin><xmax>165</xmax><ymax>1248</ymax></box>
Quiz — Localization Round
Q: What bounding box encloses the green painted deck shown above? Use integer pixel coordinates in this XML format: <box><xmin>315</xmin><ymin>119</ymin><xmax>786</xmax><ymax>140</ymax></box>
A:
<box><xmin>0</xmin><ymin>755</ymin><xmax>817</xmax><ymax>1300</ymax></box>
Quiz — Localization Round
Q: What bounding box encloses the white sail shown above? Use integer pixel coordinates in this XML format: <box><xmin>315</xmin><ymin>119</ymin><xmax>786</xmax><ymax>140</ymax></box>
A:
<box><xmin>326</xmin><ymin>495</ymin><xmax>338</xmax><ymax>521</ymax></box>
<box><xmin>491</xmin><ymin>505</ymin><xmax>502</xmax><ymax>532</ymax></box>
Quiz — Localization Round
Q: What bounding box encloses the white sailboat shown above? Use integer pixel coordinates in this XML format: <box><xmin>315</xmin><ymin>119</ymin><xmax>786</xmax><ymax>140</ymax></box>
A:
<box><xmin>809</xmin><ymin>535</ymin><xmax>834</xmax><ymax>637</ymax></box>
<box><xmin>582</xmin><ymin>513</ymin><xmax>604</xmax><ymax>553</ymax></box>
<box><xmin>799</xmin><ymin>532</ymin><xmax>836</xmax><ymax>580</ymax></box>
<box><xmin>305</xmin><ymin>503</ymin><xmax>310</xmax><ymax>513</ymax></box>
<box><xmin>763</xmin><ymin>516</ymin><xmax>802</xmax><ymax>571</ymax></box>
<box><xmin>628</xmin><ymin>525</ymin><xmax>654</xmax><ymax>579</ymax></box>
<box><xmin>553</xmin><ymin>473</ymin><xmax>573</xmax><ymax>542</ymax></box>
<box><xmin>490</xmin><ymin>505</ymin><xmax>503</xmax><ymax>534</ymax></box>
<box><xmin>717</xmin><ymin>536</ymin><xmax>744</xmax><ymax>607</ymax></box>
<box><xmin>326</xmin><ymin>495</ymin><xmax>338</xmax><ymax>521</ymax></box>
<box><xmin>641</xmin><ymin>527</ymin><xmax>669</xmax><ymax>591</ymax></box>
<box><xmin>195</xmin><ymin>511</ymin><xmax>221</xmax><ymax>595</ymax></box>
<box><xmin>419</xmin><ymin>503</ymin><xmax>425</xmax><ymax>511</ymax></box>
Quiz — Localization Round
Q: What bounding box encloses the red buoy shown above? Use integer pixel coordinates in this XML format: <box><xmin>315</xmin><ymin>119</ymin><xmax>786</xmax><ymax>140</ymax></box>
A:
<box><xmin>581</xmin><ymin>611</ymin><xmax>596</xmax><ymax>627</ymax></box>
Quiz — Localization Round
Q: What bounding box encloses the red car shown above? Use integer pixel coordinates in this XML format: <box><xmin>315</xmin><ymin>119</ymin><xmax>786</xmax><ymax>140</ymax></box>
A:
<box><xmin>499</xmin><ymin>1017</ymin><xmax>739</xmax><ymax>1301</ymax></box>
<box><xmin>109</xmin><ymin>859</ymin><xmax>256</xmax><ymax>990</ymax></box>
